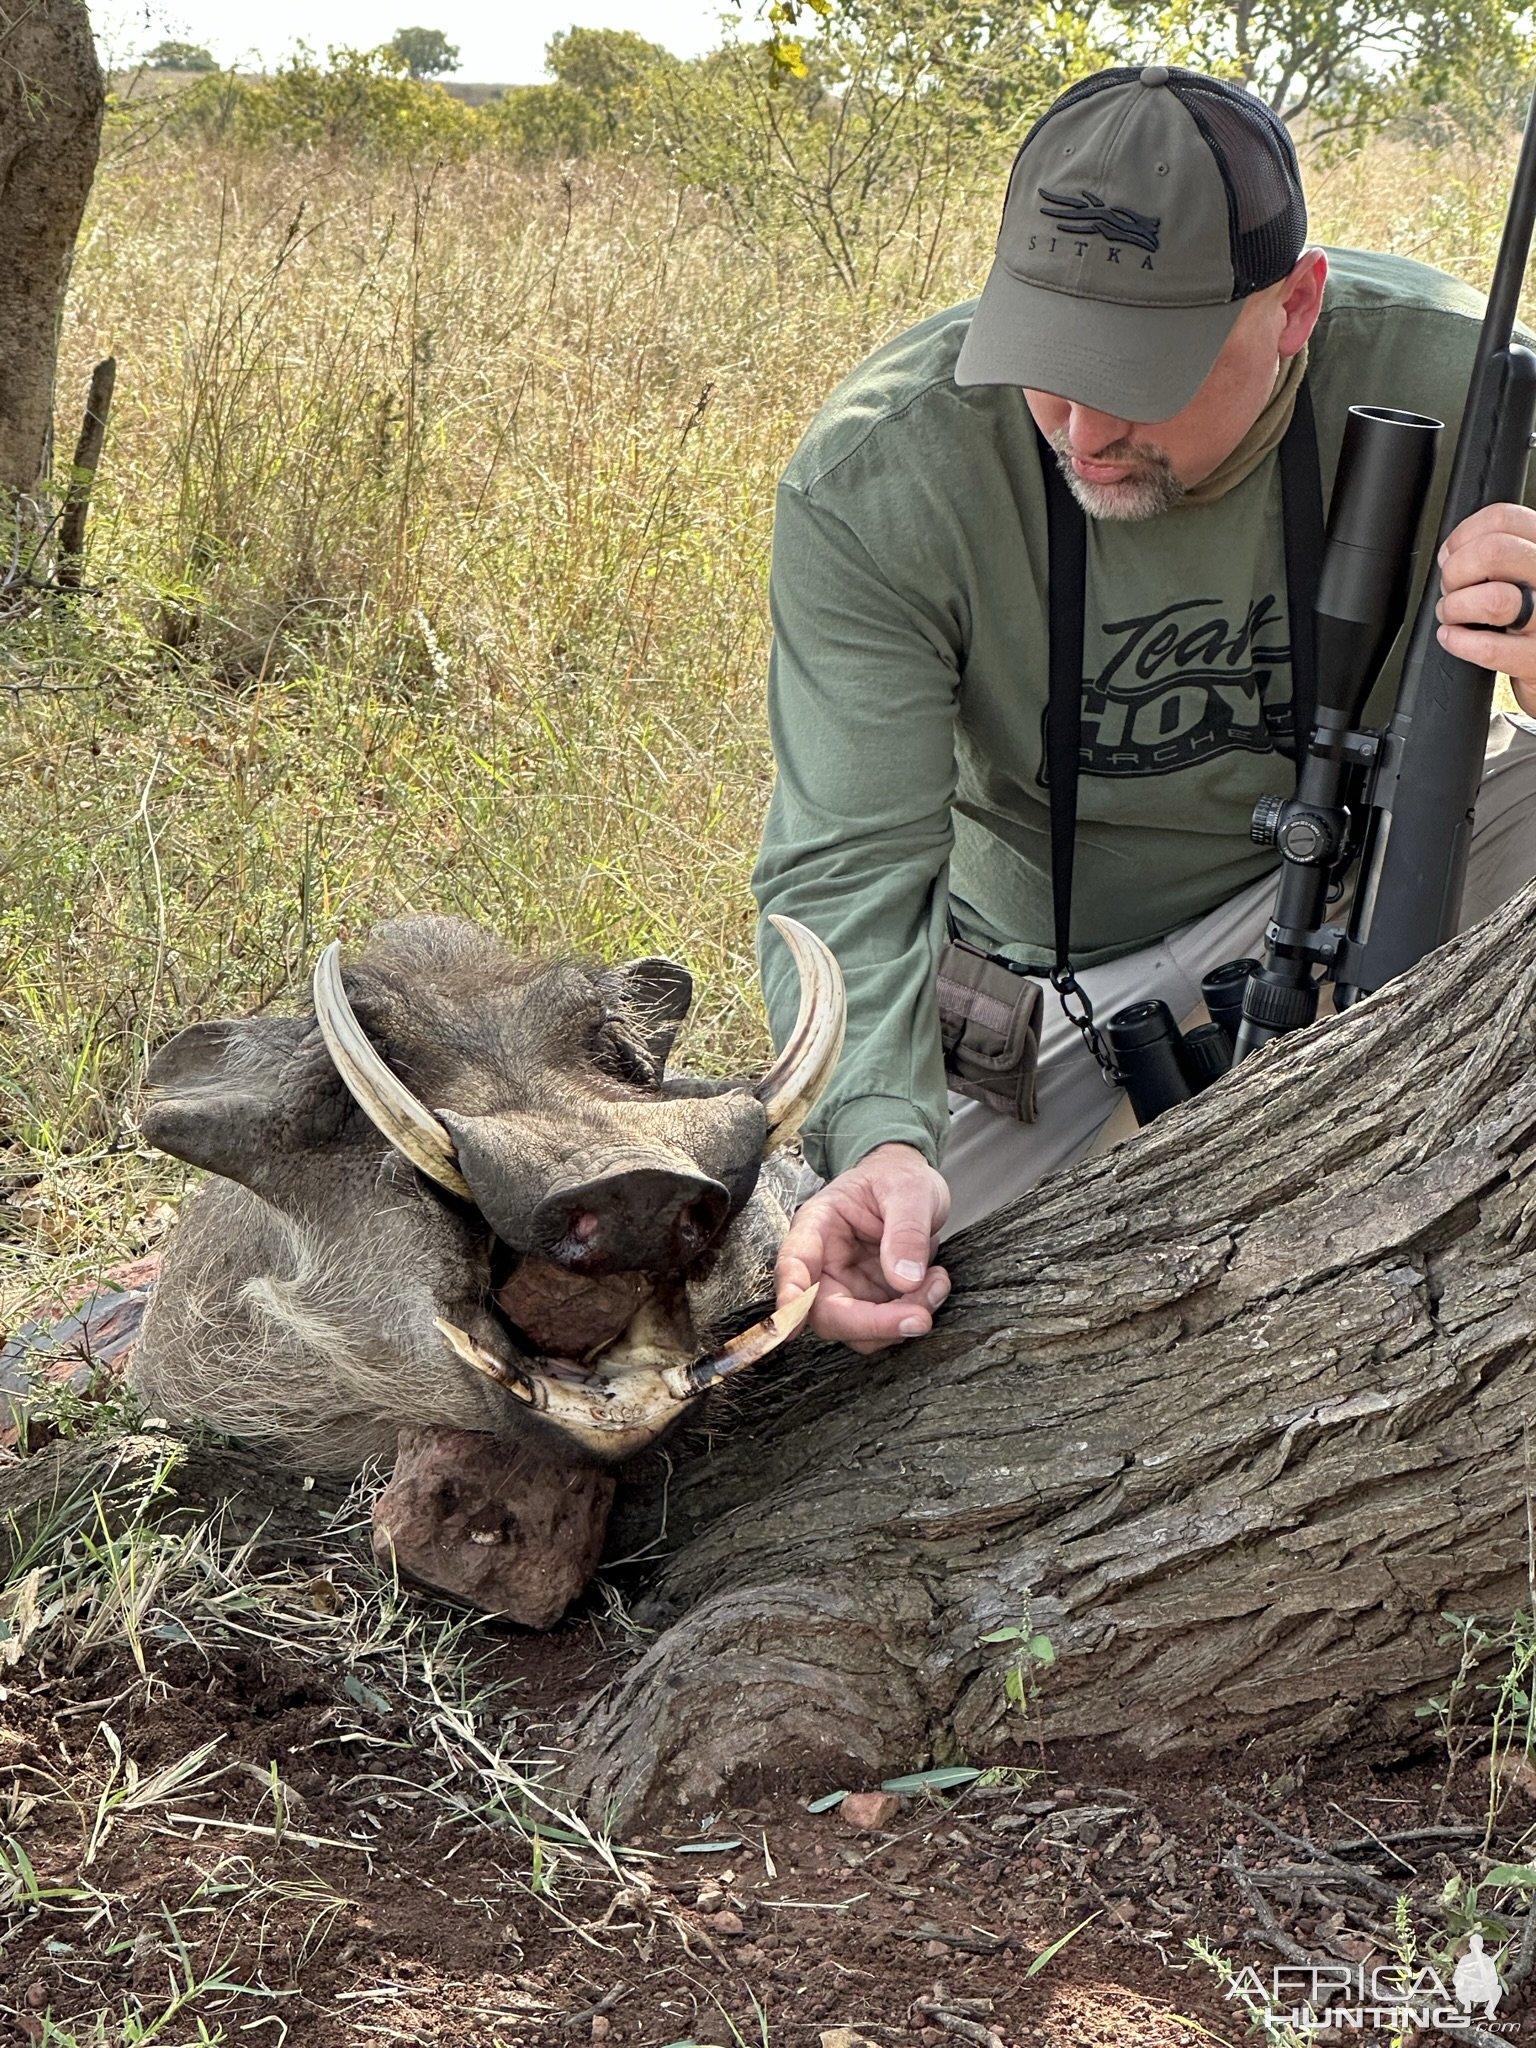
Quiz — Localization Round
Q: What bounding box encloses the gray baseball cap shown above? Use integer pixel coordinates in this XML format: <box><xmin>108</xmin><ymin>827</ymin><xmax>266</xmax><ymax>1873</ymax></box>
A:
<box><xmin>954</xmin><ymin>65</ymin><xmax>1307</xmax><ymax>421</ymax></box>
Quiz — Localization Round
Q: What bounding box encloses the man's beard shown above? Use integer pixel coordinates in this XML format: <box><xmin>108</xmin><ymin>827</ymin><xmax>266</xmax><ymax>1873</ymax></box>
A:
<box><xmin>1048</xmin><ymin>427</ymin><xmax>1186</xmax><ymax>521</ymax></box>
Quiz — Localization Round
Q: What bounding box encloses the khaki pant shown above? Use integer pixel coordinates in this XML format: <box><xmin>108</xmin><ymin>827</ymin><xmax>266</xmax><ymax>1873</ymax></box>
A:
<box><xmin>940</xmin><ymin>712</ymin><xmax>1536</xmax><ymax>1237</ymax></box>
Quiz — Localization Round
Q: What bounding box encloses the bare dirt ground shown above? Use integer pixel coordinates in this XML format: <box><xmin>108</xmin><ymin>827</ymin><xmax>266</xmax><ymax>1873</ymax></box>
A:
<box><xmin>6</xmin><ymin>1581</ymin><xmax>1536</xmax><ymax>2048</ymax></box>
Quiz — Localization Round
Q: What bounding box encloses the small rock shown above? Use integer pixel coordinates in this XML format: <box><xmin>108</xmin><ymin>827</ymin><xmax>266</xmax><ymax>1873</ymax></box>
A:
<box><xmin>1495</xmin><ymin>1751</ymin><xmax>1536</xmax><ymax>1798</ymax></box>
<box><xmin>1106</xmin><ymin>1900</ymin><xmax>1137</xmax><ymax>1925</ymax></box>
<box><xmin>24</xmin><ymin>1984</ymin><xmax>48</xmax><ymax>2010</ymax></box>
<box><xmin>590</xmin><ymin>2020</ymin><xmax>610</xmax><ymax>2042</ymax></box>
<box><xmin>820</xmin><ymin>2032</ymin><xmax>880</xmax><ymax>2048</ymax></box>
<box><xmin>924</xmin><ymin>1940</ymin><xmax>948</xmax><ymax>1958</ymax></box>
<box><xmin>703</xmin><ymin>1909</ymin><xmax>745</xmax><ymax>1936</ymax></box>
<box><xmin>840</xmin><ymin>1790</ymin><xmax>900</xmax><ymax>1832</ymax></box>
<box><xmin>695</xmin><ymin>1881</ymin><xmax>726</xmax><ymax>1909</ymax></box>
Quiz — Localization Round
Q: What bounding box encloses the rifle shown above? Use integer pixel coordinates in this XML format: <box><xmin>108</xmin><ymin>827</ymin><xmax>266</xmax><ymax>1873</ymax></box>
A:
<box><xmin>1107</xmin><ymin>91</ymin><xmax>1536</xmax><ymax>1127</ymax></box>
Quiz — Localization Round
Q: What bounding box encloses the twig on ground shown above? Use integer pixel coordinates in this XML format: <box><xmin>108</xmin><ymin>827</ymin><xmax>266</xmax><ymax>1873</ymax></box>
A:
<box><xmin>1322</xmin><ymin>1819</ymin><xmax>1483</xmax><ymax>1856</ymax></box>
<box><xmin>896</xmin><ymin>1921</ymin><xmax>1009</xmax><ymax>1953</ymax></box>
<box><xmin>913</xmin><ymin>2003</ymin><xmax>1003</xmax><ymax>2048</ymax></box>
<box><xmin>563</xmin><ymin>1982</ymin><xmax>627</xmax><ymax>2029</ymax></box>
<box><xmin>1215</xmin><ymin>1792</ymin><xmax>1402</xmax><ymax>1908</ymax></box>
<box><xmin>1223</xmin><ymin>1845</ymin><xmax>1319</xmax><ymax>1967</ymax></box>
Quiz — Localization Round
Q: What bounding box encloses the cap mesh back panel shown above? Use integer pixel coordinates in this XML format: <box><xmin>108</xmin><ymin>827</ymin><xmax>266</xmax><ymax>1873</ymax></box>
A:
<box><xmin>1178</xmin><ymin>81</ymin><xmax>1307</xmax><ymax>295</ymax></box>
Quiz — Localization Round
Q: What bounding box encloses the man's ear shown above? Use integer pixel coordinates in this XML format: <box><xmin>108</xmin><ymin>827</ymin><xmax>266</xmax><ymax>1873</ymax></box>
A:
<box><xmin>1279</xmin><ymin>247</ymin><xmax>1328</xmax><ymax>358</ymax></box>
<box><xmin>139</xmin><ymin>1015</ymin><xmax>347</xmax><ymax>1188</ymax></box>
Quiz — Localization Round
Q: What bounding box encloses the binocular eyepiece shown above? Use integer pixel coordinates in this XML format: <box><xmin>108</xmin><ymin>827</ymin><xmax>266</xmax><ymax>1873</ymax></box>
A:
<box><xmin>1106</xmin><ymin>960</ymin><xmax>1259</xmax><ymax>1127</ymax></box>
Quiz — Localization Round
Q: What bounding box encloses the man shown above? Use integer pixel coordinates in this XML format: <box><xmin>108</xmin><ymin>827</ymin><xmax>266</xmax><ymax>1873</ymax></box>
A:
<box><xmin>752</xmin><ymin>63</ymin><xmax>1536</xmax><ymax>1351</ymax></box>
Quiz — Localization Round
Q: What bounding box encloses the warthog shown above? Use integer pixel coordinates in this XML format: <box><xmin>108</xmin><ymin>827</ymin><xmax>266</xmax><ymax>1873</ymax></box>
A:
<box><xmin>129</xmin><ymin>914</ymin><xmax>843</xmax><ymax>1476</ymax></box>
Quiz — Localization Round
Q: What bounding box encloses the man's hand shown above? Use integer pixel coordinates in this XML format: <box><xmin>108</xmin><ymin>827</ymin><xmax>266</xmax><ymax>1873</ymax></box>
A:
<box><xmin>776</xmin><ymin>1141</ymin><xmax>951</xmax><ymax>1353</ymax></box>
<box><xmin>1437</xmin><ymin>502</ymin><xmax>1536</xmax><ymax>714</ymax></box>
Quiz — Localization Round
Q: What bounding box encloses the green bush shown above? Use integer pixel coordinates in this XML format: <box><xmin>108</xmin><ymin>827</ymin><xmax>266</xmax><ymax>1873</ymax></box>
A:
<box><xmin>169</xmin><ymin>45</ymin><xmax>478</xmax><ymax>158</ymax></box>
<box><xmin>484</xmin><ymin>81</ymin><xmax>609</xmax><ymax>160</ymax></box>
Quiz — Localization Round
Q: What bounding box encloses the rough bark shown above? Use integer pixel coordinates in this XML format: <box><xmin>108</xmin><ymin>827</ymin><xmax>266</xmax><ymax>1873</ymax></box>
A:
<box><xmin>563</xmin><ymin>877</ymin><xmax>1536</xmax><ymax>1829</ymax></box>
<box><xmin>0</xmin><ymin>0</ymin><xmax>104</xmax><ymax>511</ymax></box>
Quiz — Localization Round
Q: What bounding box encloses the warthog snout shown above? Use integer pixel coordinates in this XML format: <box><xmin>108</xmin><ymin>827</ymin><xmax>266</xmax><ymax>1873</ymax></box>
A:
<box><xmin>526</xmin><ymin>1155</ymin><xmax>733</xmax><ymax>1274</ymax></box>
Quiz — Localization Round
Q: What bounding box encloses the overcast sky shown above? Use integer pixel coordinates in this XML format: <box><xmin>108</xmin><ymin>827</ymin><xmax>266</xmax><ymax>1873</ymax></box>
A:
<box><xmin>92</xmin><ymin>0</ymin><xmax>740</xmax><ymax>84</ymax></box>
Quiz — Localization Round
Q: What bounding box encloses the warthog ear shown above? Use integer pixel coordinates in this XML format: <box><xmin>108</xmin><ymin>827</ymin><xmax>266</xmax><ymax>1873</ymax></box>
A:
<box><xmin>139</xmin><ymin>1015</ymin><xmax>344</xmax><ymax>1188</ymax></box>
<box><xmin>595</xmin><ymin>957</ymin><xmax>694</xmax><ymax>1086</ymax></box>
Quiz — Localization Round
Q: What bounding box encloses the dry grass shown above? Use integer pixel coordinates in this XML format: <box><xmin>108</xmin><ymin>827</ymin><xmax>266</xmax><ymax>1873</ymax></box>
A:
<box><xmin>2</xmin><ymin>121</ymin><xmax>1533</xmax><ymax>1315</ymax></box>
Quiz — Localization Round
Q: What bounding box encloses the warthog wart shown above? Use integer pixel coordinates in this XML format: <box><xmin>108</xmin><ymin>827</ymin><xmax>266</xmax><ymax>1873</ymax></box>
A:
<box><xmin>130</xmin><ymin>913</ymin><xmax>843</xmax><ymax>1474</ymax></box>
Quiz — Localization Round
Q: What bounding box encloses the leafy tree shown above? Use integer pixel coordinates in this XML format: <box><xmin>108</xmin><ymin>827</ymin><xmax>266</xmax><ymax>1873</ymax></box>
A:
<box><xmin>1113</xmin><ymin>0</ymin><xmax>1531</xmax><ymax>135</ymax></box>
<box><xmin>386</xmin><ymin>26</ymin><xmax>460</xmax><ymax>78</ymax></box>
<box><xmin>546</xmin><ymin>27</ymin><xmax>677</xmax><ymax>136</ymax></box>
<box><xmin>490</xmin><ymin>27</ymin><xmax>680</xmax><ymax>156</ymax></box>
<box><xmin>144</xmin><ymin>39</ymin><xmax>217</xmax><ymax>71</ymax></box>
<box><xmin>758</xmin><ymin>0</ymin><xmax>1532</xmax><ymax>141</ymax></box>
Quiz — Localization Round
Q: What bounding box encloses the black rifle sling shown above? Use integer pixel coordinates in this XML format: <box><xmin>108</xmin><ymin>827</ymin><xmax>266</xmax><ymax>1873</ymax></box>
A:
<box><xmin>1036</xmin><ymin>379</ymin><xmax>1324</xmax><ymax>1081</ymax></box>
<box><xmin>1278</xmin><ymin>377</ymin><xmax>1324</xmax><ymax>762</ymax></box>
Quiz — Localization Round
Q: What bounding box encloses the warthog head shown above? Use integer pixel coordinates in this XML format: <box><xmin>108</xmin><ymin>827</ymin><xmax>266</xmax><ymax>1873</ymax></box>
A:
<box><xmin>129</xmin><ymin>914</ymin><xmax>842</xmax><ymax>1472</ymax></box>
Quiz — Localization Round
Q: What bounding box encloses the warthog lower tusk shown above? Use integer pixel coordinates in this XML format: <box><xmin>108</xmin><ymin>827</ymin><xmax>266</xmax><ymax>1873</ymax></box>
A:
<box><xmin>313</xmin><ymin>940</ymin><xmax>474</xmax><ymax>1201</ymax></box>
<box><xmin>433</xmin><ymin>1282</ymin><xmax>819</xmax><ymax>1453</ymax></box>
<box><xmin>757</xmin><ymin>916</ymin><xmax>846</xmax><ymax>1153</ymax></box>
<box><xmin>674</xmin><ymin>1283</ymin><xmax>819</xmax><ymax>1394</ymax></box>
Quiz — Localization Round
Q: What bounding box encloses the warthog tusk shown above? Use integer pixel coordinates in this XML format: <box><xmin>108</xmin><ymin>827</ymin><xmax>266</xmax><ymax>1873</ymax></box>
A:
<box><xmin>433</xmin><ymin>1281</ymin><xmax>819</xmax><ymax>1453</ymax></box>
<box><xmin>672</xmin><ymin>1283</ymin><xmax>819</xmax><ymax>1394</ymax></box>
<box><xmin>757</xmin><ymin>916</ymin><xmax>846</xmax><ymax>1153</ymax></box>
<box><xmin>435</xmin><ymin>1318</ymin><xmax>537</xmax><ymax>1399</ymax></box>
<box><xmin>313</xmin><ymin>940</ymin><xmax>474</xmax><ymax>1201</ymax></box>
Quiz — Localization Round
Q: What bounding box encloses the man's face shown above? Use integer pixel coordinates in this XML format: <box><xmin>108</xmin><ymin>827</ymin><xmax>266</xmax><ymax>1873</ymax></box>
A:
<box><xmin>1023</xmin><ymin>250</ymin><xmax>1328</xmax><ymax>520</ymax></box>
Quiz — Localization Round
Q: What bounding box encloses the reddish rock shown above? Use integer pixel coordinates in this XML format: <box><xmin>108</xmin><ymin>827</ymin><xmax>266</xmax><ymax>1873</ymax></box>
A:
<box><xmin>839</xmin><ymin>1790</ymin><xmax>900</xmax><ymax>1832</ymax></box>
<box><xmin>372</xmin><ymin>1425</ymin><xmax>615</xmax><ymax>1627</ymax></box>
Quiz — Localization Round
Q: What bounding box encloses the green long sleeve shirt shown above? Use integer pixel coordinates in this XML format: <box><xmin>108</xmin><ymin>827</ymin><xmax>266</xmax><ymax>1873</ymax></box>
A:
<box><xmin>753</xmin><ymin>248</ymin><xmax>1529</xmax><ymax>1181</ymax></box>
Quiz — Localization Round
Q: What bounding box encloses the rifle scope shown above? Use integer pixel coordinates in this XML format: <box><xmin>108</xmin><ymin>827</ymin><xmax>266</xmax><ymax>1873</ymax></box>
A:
<box><xmin>1232</xmin><ymin>404</ymin><xmax>1441</xmax><ymax>1056</ymax></box>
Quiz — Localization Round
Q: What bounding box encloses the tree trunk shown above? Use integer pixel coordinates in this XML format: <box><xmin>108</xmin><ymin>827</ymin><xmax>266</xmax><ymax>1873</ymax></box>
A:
<box><xmin>0</xmin><ymin>0</ymin><xmax>104</xmax><ymax>513</ymax></box>
<box><xmin>562</xmin><ymin>876</ymin><xmax>1536</xmax><ymax>1829</ymax></box>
